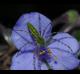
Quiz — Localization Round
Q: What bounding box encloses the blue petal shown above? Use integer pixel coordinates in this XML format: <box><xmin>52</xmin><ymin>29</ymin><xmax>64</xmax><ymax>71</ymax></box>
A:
<box><xmin>48</xmin><ymin>48</ymin><xmax>80</xmax><ymax>70</ymax></box>
<box><xmin>48</xmin><ymin>32</ymin><xmax>79</xmax><ymax>54</ymax></box>
<box><xmin>47</xmin><ymin>33</ymin><xmax>80</xmax><ymax>70</ymax></box>
<box><xmin>10</xmin><ymin>51</ymin><xmax>49</xmax><ymax>70</ymax></box>
<box><xmin>11</xmin><ymin>30</ymin><xmax>36</xmax><ymax>51</ymax></box>
<box><xmin>10</xmin><ymin>52</ymin><xmax>37</xmax><ymax>70</ymax></box>
<box><xmin>11</xmin><ymin>12</ymin><xmax>52</xmax><ymax>51</ymax></box>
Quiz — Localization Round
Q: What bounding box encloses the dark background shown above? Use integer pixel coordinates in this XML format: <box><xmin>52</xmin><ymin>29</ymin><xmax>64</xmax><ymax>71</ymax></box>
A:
<box><xmin>0</xmin><ymin>3</ymin><xmax>80</xmax><ymax>28</ymax></box>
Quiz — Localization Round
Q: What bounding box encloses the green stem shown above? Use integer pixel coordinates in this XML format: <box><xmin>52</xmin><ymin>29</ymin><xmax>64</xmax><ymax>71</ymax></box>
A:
<box><xmin>42</xmin><ymin>60</ymin><xmax>53</xmax><ymax>70</ymax></box>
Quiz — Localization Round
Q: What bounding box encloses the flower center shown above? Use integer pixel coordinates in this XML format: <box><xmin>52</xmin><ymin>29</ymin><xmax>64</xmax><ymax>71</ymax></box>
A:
<box><xmin>38</xmin><ymin>47</ymin><xmax>52</xmax><ymax>62</ymax></box>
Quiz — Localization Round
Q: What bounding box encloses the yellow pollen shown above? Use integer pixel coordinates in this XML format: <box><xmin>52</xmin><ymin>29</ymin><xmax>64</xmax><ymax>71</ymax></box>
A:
<box><xmin>47</xmin><ymin>48</ymin><xmax>58</xmax><ymax>62</ymax></box>
<box><xmin>39</xmin><ymin>51</ymin><xmax>46</xmax><ymax>55</ymax></box>
<box><xmin>47</xmin><ymin>48</ymin><xmax>52</xmax><ymax>56</ymax></box>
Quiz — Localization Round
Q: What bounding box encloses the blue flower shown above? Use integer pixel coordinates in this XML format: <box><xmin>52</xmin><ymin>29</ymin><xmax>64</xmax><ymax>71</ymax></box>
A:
<box><xmin>11</xmin><ymin>12</ymin><xmax>80</xmax><ymax>70</ymax></box>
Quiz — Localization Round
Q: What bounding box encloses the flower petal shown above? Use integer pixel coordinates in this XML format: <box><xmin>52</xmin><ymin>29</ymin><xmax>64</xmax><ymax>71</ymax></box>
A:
<box><xmin>11</xmin><ymin>30</ymin><xmax>36</xmax><ymax>51</ymax></box>
<box><xmin>48</xmin><ymin>32</ymin><xmax>79</xmax><ymax>54</ymax></box>
<box><xmin>11</xmin><ymin>12</ymin><xmax>52</xmax><ymax>51</ymax></box>
<box><xmin>10</xmin><ymin>51</ymin><xmax>39</xmax><ymax>70</ymax></box>
<box><xmin>48</xmin><ymin>48</ymin><xmax>80</xmax><ymax>70</ymax></box>
<box><xmin>10</xmin><ymin>51</ymin><xmax>49</xmax><ymax>70</ymax></box>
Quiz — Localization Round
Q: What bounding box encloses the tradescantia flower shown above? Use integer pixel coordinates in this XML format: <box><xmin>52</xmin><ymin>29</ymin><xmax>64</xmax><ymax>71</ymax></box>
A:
<box><xmin>11</xmin><ymin>12</ymin><xmax>80</xmax><ymax>70</ymax></box>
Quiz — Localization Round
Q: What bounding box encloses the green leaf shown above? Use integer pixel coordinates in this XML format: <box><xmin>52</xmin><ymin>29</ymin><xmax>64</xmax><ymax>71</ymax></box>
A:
<box><xmin>67</xmin><ymin>10</ymin><xmax>79</xmax><ymax>24</ymax></box>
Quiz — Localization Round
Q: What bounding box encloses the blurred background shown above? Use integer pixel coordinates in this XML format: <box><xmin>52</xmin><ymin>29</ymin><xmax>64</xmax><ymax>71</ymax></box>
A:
<box><xmin>0</xmin><ymin>3</ymin><xmax>80</xmax><ymax>70</ymax></box>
